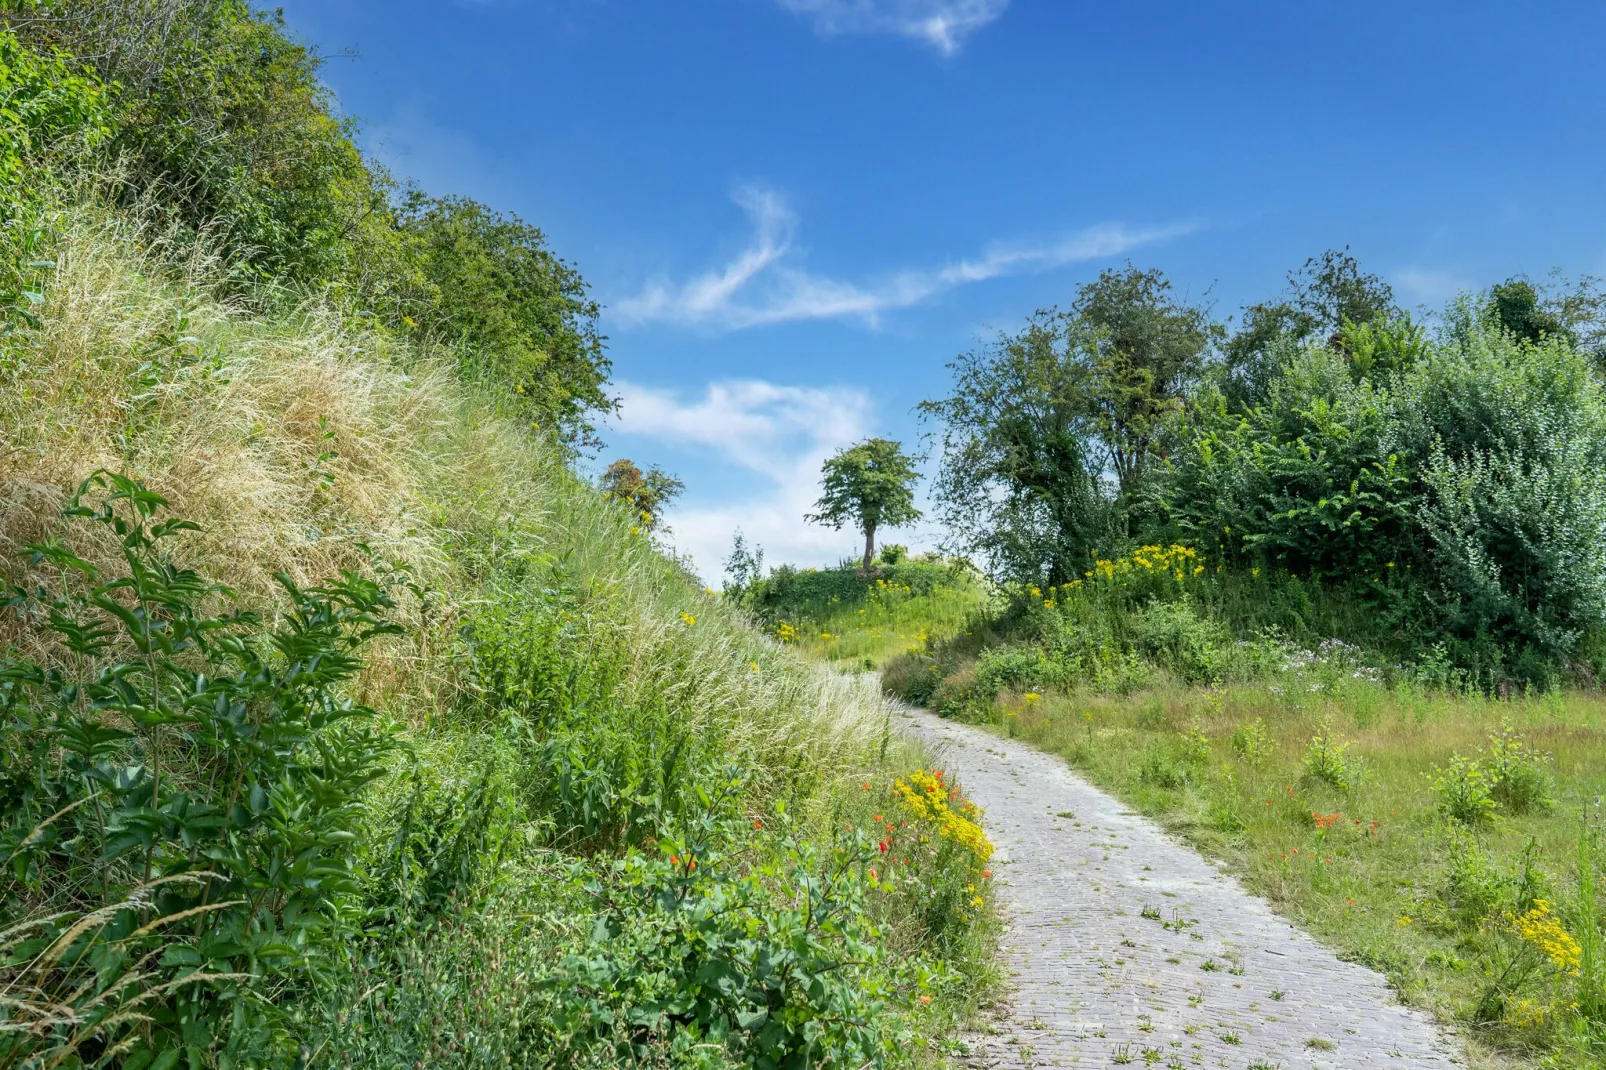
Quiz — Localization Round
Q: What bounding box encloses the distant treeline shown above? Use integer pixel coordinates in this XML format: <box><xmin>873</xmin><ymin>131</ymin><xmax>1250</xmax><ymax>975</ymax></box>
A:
<box><xmin>922</xmin><ymin>253</ymin><xmax>1606</xmax><ymax>682</ymax></box>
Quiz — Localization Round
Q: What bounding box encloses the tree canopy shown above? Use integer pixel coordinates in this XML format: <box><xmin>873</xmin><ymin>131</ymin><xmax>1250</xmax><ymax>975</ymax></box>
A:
<box><xmin>600</xmin><ymin>458</ymin><xmax>684</xmax><ymax>531</ymax></box>
<box><xmin>396</xmin><ymin>193</ymin><xmax>614</xmax><ymax>447</ymax></box>
<box><xmin>1072</xmin><ymin>264</ymin><xmax>1218</xmax><ymax>495</ymax></box>
<box><xmin>806</xmin><ymin>438</ymin><xmax>922</xmax><ymax>570</ymax></box>
<box><xmin>920</xmin><ymin>314</ymin><xmax>1107</xmax><ymax>585</ymax></box>
<box><xmin>1224</xmin><ymin>247</ymin><xmax>1399</xmax><ymax>406</ymax></box>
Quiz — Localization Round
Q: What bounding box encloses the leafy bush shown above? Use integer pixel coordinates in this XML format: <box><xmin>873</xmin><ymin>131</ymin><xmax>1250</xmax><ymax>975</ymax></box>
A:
<box><xmin>556</xmin><ymin>813</ymin><xmax>913</xmax><ymax>1069</ymax></box>
<box><xmin>930</xmin><ymin>666</ymin><xmax>984</xmax><ymax>720</ymax></box>
<box><xmin>0</xmin><ymin>473</ymin><xmax>400</xmax><ymax>1066</ymax></box>
<box><xmin>1426</xmin><ymin>725</ymin><xmax>1554</xmax><ymax>829</ymax></box>
<box><xmin>1398</xmin><ymin>320</ymin><xmax>1606</xmax><ymax>675</ymax></box>
<box><xmin>973</xmin><ymin>643</ymin><xmax>1058</xmax><ymax>694</ymax></box>
<box><xmin>1228</xmin><ymin>718</ymin><xmax>1270</xmax><ymax>767</ymax></box>
<box><xmin>1430</xmin><ymin>755</ymin><xmax>1499</xmax><ymax>826</ymax></box>
<box><xmin>1136</xmin><ymin>598</ymin><xmax>1228</xmax><ymax>683</ymax></box>
<box><xmin>9</xmin><ymin>1</ymin><xmax>380</xmax><ymax>288</ymax></box>
<box><xmin>1151</xmin><ymin>349</ymin><xmax>1413</xmax><ymax>580</ymax></box>
<box><xmin>393</xmin><ymin>192</ymin><xmax>614</xmax><ymax>447</ymax></box>
<box><xmin>1301</xmin><ymin>722</ymin><xmax>1358</xmax><ymax>791</ymax></box>
<box><xmin>881</xmin><ymin>649</ymin><xmax>940</xmax><ymax>706</ymax></box>
<box><xmin>0</xmin><ymin>26</ymin><xmax>108</xmax><ymax>217</ymax></box>
<box><xmin>1145</xmin><ymin>312</ymin><xmax>1606</xmax><ymax>682</ymax></box>
<box><xmin>1485</xmin><ymin>723</ymin><xmax>1555</xmax><ymax>815</ymax></box>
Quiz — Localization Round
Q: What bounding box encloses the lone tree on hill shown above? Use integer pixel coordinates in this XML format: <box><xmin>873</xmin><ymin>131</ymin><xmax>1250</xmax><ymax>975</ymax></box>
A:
<box><xmin>601</xmin><ymin>459</ymin><xmax>684</xmax><ymax>530</ymax></box>
<box><xmin>806</xmin><ymin>438</ymin><xmax>922</xmax><ymax>570</ymax></box>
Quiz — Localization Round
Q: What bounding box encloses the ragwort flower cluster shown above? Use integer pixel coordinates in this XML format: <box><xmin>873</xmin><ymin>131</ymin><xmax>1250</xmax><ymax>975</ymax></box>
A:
<box><xmin>1510</xmin><ymin>898</ymin><xmax>1582</xmax><ymax>974</ymax></box>
<box><xmin>893</xmin><ymin>769</ymin><xmax>994</xmax><ymax>866</ymax></box>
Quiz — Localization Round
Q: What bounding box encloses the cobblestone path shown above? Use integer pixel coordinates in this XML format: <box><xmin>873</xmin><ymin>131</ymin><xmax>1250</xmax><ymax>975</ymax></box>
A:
<box><xmin>895</xmin><ymin>704</ymin><xmax>1462</xmax><ymax>1070</ymax></box>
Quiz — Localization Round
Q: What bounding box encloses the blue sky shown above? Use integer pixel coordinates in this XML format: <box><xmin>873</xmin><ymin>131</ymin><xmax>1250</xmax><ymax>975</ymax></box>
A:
<box><xmin>282</xmin><ymin>0</ymin><xmax>1606</xmax><ymax>579</ymax></box>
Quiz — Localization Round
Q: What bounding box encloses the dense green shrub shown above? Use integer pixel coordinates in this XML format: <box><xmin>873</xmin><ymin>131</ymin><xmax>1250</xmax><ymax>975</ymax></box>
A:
<box><xmin>1150</xmin><ymin>348</ymin><xmax>1414</xmax><ymax>580</ymax></box>
<box><xmin>1430</xmin><ymin>755</ymin><xmax>1499</xmax><ymax>826</ymax></box>
<box><xmin>10</xmin><ymin>0</ymin><xmax>380</xmax><ymax>289</ymax></box>
<box><xmin>972</xmin><ymin>643</ymin><xmax>1058</xmax><ymax>693</ymax></box>
<box><xmin>0</xmin><ymin>474</ymin><xmax>400</xmax><ymax>1065</ymax></box>
<box><xmin>392</xmin><ymin>193</ymin><xmax>614</xmax><ymax>446</ymax></box>
<box><xmin>1135</xmin><ymin>599</ymin><xmax>1229</xmax><ymax>683</ymax></box>
<box><xmin>1393</xmin><ymin>313</ymin><xmax>1606</xmax><ymax>673</ymax></box>
<box><xmin>0</xmin><ymin>25</ymin><xmax>107</xmax><ymax>216</ymax></box>
<box><xmin>554</xmin><ymin>811</ymin><xmax>916</xmax><ymax>1069</ymax></box>
<box><xmin>1145</xmin><ymin>315</ymin><xmax>1606</xmax><ymax>682</ymax></box>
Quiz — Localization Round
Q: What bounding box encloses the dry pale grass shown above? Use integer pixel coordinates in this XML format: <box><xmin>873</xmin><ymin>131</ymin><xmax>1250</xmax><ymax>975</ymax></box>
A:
<box><xmin>0</xmin><ymin>197</ymin><xmax>889</xmax><ymax>773</ymax></box>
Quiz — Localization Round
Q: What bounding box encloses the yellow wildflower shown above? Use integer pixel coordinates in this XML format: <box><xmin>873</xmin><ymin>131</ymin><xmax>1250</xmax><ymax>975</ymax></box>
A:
<box><xmin>893</xmin><ymin>769</ymin><xmax>994</xmax><ymax>865</ymax></box>
<box><xmin>1511</xmin><ymin>899</ymin><xmax>1582</xmax><ymax>972</ymax></box>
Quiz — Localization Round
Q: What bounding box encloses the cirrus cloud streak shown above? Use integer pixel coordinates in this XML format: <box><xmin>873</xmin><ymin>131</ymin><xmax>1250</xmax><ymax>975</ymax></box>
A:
<box><xmin>777</xmin><ymin>0</ymin><xmax>1010</xmax><ymax>55</ymax></box>
<box><xmin>615</xmin><ymin>186</ymin><xmax>1199</xmax><ymax>332</ymax></box>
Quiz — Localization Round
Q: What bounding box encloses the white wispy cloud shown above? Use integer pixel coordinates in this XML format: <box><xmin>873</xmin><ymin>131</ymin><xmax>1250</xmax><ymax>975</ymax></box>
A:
<box><xmin>615</xmin><ymin>186</ymin><xmax>1197</xmax><ymax>331</ymax></box>
<box><xmin>777</xmin><ymin>0</ymin><xmax>1009</xmax><ymax>55</ymax></box>
<box><xmin>607</xmin><ymin>379</ymin><xmax>930</xmax><ymax>580</ymax></box>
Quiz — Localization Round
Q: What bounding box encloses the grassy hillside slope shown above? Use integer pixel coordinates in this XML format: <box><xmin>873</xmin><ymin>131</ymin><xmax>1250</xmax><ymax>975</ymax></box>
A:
<box><xmin>0</xmin><ymin>203</ymin><xmax>996</xmax><ymax>1067</ymax></box>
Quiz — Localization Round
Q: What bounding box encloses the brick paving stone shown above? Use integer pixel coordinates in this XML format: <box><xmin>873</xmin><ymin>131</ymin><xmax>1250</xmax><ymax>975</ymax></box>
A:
<box><xmin>895</xmin><ymin>704</ymin><xmax>1463</xmax><ymax>1070</ymax></box>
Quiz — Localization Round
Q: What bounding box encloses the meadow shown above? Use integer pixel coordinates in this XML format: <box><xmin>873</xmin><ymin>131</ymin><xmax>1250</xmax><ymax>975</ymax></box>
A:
<box><xmin>879</xmin><ymin>551</ymin><xmax>1606</xmax><ymax>1068</ymax></box>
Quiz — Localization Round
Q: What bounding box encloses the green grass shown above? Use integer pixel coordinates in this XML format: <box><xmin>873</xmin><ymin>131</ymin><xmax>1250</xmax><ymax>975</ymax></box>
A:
<box><xmin>0</xmin><ymin>198</ymin><xmax>1001</xmax><ymax>1067</ymax></box>
<box><xmin>957</xmin><ymin>678</ymin><xmax>1606</xmax><ymax>1067</ymax></box>
<box><xmin>744</xmin><ymin>561</ymin><xmax>992</xmax><ymax>670</ymax></box>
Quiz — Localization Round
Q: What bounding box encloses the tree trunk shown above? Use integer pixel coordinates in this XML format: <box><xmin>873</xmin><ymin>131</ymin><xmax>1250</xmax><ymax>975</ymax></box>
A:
<box><xmin>862</xmin><ymin>524</ymin><xmax>876</xmax><ymax>571</ymax></box>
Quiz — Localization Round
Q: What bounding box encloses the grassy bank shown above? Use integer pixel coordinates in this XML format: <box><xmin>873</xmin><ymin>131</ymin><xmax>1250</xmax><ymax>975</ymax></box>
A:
<box><xmin>0</xmin><ymin>202</ymin><xmax>998</xmax><ymax>1067</ymax></box>
<box><xmin>733</xmin><ymin>555</ymin><xmax>992</xmax><ymax>670</ymax></box>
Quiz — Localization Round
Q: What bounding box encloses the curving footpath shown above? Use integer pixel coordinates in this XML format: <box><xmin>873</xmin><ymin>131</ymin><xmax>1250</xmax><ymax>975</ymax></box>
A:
<box><xmin>895</xmin><ymin>704</ymin><xmax>1463</xmax><ymax>1069</ymax></box>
